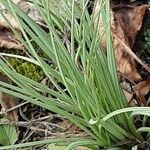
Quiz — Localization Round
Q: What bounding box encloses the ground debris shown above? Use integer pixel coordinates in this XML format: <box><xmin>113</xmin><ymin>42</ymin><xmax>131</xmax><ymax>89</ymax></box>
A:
<box><xmin>0</xmin><ymin>74</ymin><xmax>18</xmax><ymax>122</ymax></box>
<box><xmin>94</xmin><ymin>1</ymin><xmax>148</xmax><ymax>82</ymax></box>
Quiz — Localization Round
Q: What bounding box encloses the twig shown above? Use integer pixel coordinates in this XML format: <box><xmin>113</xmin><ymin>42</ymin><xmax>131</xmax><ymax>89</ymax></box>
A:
<box><xmin>0</xmin><ymin>120</ymin><xmax>87</xmax><ymax>138</ymax></box>
<box><xmin>21</xmin><ymin>129</ymin><xmax>36</xmax><ymax>143</ymax></box>
<box><xmin>0</xmin><ymin>101</ymin><xmax>29</xmax><ymax>115</ymax></box>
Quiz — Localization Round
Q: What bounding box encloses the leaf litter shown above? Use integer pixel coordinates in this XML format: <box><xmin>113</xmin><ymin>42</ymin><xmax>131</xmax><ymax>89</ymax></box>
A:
<box><xmin>95</xmin><ymin>1</ymin><xmax>150</xmax><ymax>104</ymax></box>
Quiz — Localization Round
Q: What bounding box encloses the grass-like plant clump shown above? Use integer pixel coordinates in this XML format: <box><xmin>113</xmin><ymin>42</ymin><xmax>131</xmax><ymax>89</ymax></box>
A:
<box><xmin>0</xmin><ymin>0</ymin><xmax>150</xmax><ymax>149</ymax></box>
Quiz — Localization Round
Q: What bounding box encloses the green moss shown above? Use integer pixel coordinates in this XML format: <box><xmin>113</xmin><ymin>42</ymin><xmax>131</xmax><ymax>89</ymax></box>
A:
<box><xmin>0</xmin><ymin>47</ymin><xmax>44</xmax><ymax>82</ymax></box>
<box><xmin>6</xmin><ymin>57</ymin><xmax>44</xmax><ymax>82</ymax></box>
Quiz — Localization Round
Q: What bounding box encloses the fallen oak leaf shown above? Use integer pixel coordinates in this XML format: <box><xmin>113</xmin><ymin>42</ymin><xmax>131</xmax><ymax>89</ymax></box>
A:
<box><xmin>113</xmin><ymin>4</ymin><xmax>148</xmax><ymax>47</ymax></box>
<box><xmin>94</xmin><ymin>2</ymin><xmax>148</xmax><ymax>82</ymax></box>
<box><xmin>112</xmin><ymin>4</ymin><xmax>148</xmax><ymax>82</ymax></box>
<box><xmin>112</xmin><ymin>24</ymin><xmax>142</xmax><ymax>82</ymax></box>
<box><xmin>125</xmin><ymin>5</ymin><xmax>148</xmax><ymax>47</ymax></box>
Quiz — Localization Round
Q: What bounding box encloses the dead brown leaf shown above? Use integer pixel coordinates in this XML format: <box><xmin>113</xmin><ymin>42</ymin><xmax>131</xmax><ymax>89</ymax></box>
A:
<box><xmin>0</xmin><ymin>0</ymin><xmax>42</xmax><ymax>50</ymax></box>
<box><xmin>0</xmin><ymin>28</ymin><xmax>23</xmax><ymax>50</ymax></box>
<box><xmin>0</xmin><ymin>10</ymin><xmax>23</xmax><ymax>50</ymax></box>
<box><xmin>0</xmin><ymin>74</ymin><xmax>18</xmax><ymax>122</ymax></box>
<box><xmin>113</xmin><ymin>35</ymin><xmax>150</xmax><ymax>75</ymax></box>
<box><xmin>94</xmin><ymin>2</ymin><xmax>148</xmax><ymax>82</ymax></box>
<box><xmin>0</xmin><ymin>0</ymin><xmax>29</xmax><ymax>50</ymax></box>
<box><xmin>113</xmin><ymin>4</ymin><xmax>148</xmax><ymax>47</ymax></box>
<box><xmin>135</xmin><ymin>76</ymin><xmax>150</xmax><ymax>106</ymax></box>
<box><xmin>113</xmin><ymin>22</ymin><xmax>142</xmax><ymax>82</ymax></box>
<box><xmin>112</xmin><ymin>4</ymin><xmax>148</xmax><ymax>82</ymax></box>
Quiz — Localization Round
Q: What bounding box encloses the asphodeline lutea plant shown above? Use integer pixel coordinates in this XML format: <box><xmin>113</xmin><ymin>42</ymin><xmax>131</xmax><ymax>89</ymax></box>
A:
<box><xmin>0</xmin><ymin>0</ymin><xmax>150</xmax><ymax>150</ymax></box>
